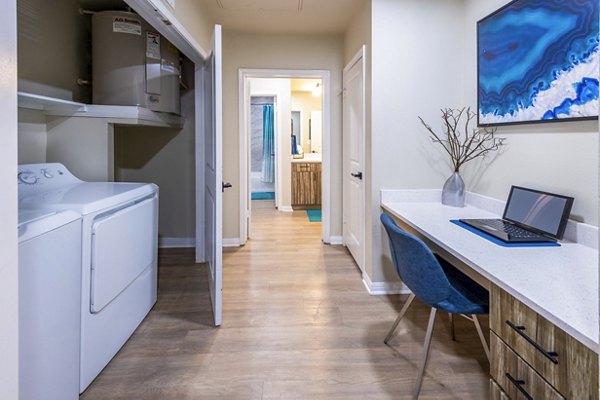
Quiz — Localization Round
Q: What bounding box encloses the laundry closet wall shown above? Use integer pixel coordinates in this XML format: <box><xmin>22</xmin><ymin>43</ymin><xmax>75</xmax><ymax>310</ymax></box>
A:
<box><xmin>16</xmin><ymin>0</ymin><xmax>217</xmax><ymax>246</ymax></box>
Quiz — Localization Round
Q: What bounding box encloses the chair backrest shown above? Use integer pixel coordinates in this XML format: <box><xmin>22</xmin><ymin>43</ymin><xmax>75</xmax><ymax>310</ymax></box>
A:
<box><xmin>380</xmin><ymin>213</ymin><xmax>454</xmax><ymax>306</ymax></box>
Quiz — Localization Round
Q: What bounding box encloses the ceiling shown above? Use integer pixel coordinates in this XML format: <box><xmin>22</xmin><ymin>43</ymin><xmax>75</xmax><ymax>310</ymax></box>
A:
<box><xmin>291</xmin><ymin>78</ymin><xmax>321</xmax><ymax>92</ymax></box>
<box><xmin>79</xmin><ymin>0</ymin><xmax>366</xmax><ymax>34</ymax></box>
<box><xmin>201</xmin><ymin>0</ymin><xmax>367</xmax><ymax>34</ymax></box>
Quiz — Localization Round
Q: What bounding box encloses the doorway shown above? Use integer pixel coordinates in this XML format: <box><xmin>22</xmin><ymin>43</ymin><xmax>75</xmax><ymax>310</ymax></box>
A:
<box><xmin>250</xmin><ymin>96</ymin><xmax>276</xmax><ymax>203</ymax></box>
<box><xmin>239</xmin><ymin>69</ymin><xmax>331</xmax><ymax>244</ymax></box>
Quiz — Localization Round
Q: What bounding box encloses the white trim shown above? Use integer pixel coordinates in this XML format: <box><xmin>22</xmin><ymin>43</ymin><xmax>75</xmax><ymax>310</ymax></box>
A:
<box><xmin>362</xmin><ymin>273</ymin><xmax>410</xmax><ymax>295</ymax></box>
<box><xmin>125</xmin><ymin>0</ymin><xmax>207</xmax><ymax>64</ymax></box>
<box><xmin>223</xmin><ymin>238</ymin><xmax>243</xmax><ymax>247</ymax></box>
<box><xmin>159</xmin><ymin>237</ymin><xmax>195</xmax><ymax>248</ymax></box>
<box><xmin>238</xmin><ymin>69</ymin><xmax>332</xmax><ymax>246</ymax></box>
<box><xmin>278</xmin><ymin>206</ymin><xmax>294</xmax><ymax>213</ymax></box>
<box><xmin>239</xmin><ymin>73</ymin><xmax>250</xmax><ymax>244</ymax></box>
<box><xmin>0</xmin><ymin>1</ymin><xmax>19</xmax><ymax>397</ymax></box>
<box><xmin>328</xmin><ymin>236</ymin><xmax>343</xmax><ymax>245</ymax></box>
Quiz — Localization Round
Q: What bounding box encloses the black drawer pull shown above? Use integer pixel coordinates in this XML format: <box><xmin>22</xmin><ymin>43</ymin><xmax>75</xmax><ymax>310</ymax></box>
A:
<box><xmin>505</xmin><ymin>320</ymin><xmax>559</xmax><ymax>364</ymax></box>
<box><xmin>505</xmin><ymin>373</ymin><xmax>533</xmax><ymax>400</ymax></box>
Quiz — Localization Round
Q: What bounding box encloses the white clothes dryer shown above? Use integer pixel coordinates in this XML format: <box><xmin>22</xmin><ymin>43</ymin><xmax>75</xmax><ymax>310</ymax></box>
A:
<box><xmin>19</xmin><ymin>209</ymin><xmax>82</xmax><ymax>400</ymax></box>
<box><xmin>18</xmin><ymin>163</ymin><xmax>159</xmax><ymax>392</ymax></box>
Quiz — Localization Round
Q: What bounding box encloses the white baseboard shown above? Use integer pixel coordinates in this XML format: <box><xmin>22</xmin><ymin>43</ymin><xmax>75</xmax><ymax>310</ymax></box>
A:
<box><xmin>327</xmin><ymin>236</ymin><xmax>343</xmax><ymax>245</ymax></box>
<box><xmin>278</xmin><ymin>205</ymin><xmax>294</xmax><ymax>213</ymax></box>
<box><xmin>362</xmin><ymin>273</ymin><xmax>410</xmax><ymax>295</ymax></box>
<box><xmin>223</xmin><ymin>238</ymin><xmax>243</xmax><ymax>247</ymax></box>
<box><xmin>159</xmin><ymin>237</ymin><xmax>195</xmax><ymax>248</ymax></box>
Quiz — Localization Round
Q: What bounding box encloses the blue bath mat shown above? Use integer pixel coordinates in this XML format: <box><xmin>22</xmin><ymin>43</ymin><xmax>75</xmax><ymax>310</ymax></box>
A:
<box><xmin>306</xmin><ymin>209</ymin><xmax>322</xmax><ymax>222</ymax></box>
<box><xmin>251</xmin><ymin>192</ymin><xmax>274</xmax><ymax>200</ymax></box>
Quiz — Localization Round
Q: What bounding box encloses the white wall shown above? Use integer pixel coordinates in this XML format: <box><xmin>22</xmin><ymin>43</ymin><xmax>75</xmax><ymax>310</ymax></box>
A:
<box><xmin>0</xmin><ymin>1</ymin><xmax>19</xmax><ymax>396</ymax></box>
<box><xmin>369</xmin><ymin>0</ymin><xmax>466</xmax><ymax>283</ymax></box>
<box><xmin>463</xmin><ymin>0</ymin><xmax>598</xmax><ymax>226</ymax></box>
<box><xmin>368</xmin><ymin>0</ymin><xmax>598</xmax><ymax>287</ymax></box>
<box><xmin>250</xmin><ymin>78</ymin><xmax>292</xmax><ymax>210</ymax></box>
<box><xmin>222</xmin><ymin>31</ymin><xmax>345</xmax><ymax>240</ymax></box>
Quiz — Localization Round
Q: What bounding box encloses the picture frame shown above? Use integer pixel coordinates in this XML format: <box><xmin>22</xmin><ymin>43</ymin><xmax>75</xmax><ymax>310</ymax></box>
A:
<box><xmin>477</xmin><ymin>0</ymin><xmax>599</xmax><ymax>126</ymax></box>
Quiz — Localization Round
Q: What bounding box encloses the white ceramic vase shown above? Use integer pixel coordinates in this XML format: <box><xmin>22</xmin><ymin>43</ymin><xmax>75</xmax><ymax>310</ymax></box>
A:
<box><xmin>441</xmin><ymin>171</ymin><xmax>465</xmax><ymax>207</ymax></box>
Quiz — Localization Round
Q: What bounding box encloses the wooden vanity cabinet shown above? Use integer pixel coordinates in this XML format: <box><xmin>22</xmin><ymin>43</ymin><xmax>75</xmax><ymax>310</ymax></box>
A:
<box><xmin>490</xmin><ymin>284</ymin><xmax>598</xmax><ymax>399</ymax></box>
<box><xmin>291</xmin><ymin>162</ymin><xmax>321</xmax><ymax>207</ymax></box>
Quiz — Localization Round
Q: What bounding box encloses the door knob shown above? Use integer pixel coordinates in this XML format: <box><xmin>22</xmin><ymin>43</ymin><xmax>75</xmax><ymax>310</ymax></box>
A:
<box><xmin>351</xmin><ymin>172</ymin><xmax>363</xmax><ymax>180</ymax></box>
<box><xmin>222</xmin><ymin>182</ymin><xmax>232</xmax><ymax>192</ymax></box>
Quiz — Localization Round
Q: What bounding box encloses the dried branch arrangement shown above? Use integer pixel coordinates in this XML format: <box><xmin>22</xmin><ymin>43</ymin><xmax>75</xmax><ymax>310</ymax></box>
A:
<box><xmin>419</xmin><ymin>107</ymin><xmax>506</xmax><ymax>172</ymax></box>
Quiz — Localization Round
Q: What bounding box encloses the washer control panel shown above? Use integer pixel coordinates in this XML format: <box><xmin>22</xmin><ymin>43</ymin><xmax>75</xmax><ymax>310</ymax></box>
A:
<box><xmin>18</xmin><ymin>163</ymin><xmax>81</xmax><ymax>196</ymax></box>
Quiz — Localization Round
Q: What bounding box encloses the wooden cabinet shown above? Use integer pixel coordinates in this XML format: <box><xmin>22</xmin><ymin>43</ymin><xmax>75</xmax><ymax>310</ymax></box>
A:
<box><xmin>490</xmin><ymin>379</ymin><xmax>511</xmax><ymax>400</ymax></box>
<box><xmin>490</xmin><ymin>284</ymin><xmax>598</xmax><ymax>399</ymax></box>
<box><xmin>291</xmin><ymin>162</ymin><xmax>321</xmax><ymax>207</ymax></box>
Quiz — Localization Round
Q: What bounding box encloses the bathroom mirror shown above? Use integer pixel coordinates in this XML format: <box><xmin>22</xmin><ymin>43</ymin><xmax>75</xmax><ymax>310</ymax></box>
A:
<box><xmin>291</xmin><ymin>110</ymin><xmax>302</xmax><ymax>155</ymax></box>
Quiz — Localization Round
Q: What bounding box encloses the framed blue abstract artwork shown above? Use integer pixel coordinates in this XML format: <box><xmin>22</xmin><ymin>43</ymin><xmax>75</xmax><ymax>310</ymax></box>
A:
<box><xmin>477</xmin><ymin>0</ymin><xmax>599</xmax><ymax>126</ymax></box>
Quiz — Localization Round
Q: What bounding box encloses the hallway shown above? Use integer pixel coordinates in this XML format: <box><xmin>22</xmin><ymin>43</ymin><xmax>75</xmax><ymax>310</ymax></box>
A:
<box><xmin>81</xmin><ymin>201</ymin><xmax>489</xmax><ymax>399</ymax></box>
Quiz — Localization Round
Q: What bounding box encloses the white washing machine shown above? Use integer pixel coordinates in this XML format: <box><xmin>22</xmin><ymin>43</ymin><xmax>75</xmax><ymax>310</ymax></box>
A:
<box><xmin>18</xmin><ymin>163</ymin><xmax>159</xmax><ymax>392</ymax></box>
<box><xmin>19</xmin><ymin>209</ymin><xmax>82</xmax><ymax>400</ymax></box>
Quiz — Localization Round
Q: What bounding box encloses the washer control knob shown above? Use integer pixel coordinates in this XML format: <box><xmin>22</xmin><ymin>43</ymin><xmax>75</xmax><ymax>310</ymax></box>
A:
<box><xmin>41</xmin><ymin>169</ymin><xmax>54</xmax><ymax>179</ymax></box>
<box><xmin>18</xmin><ymin>172</ymin><xmax>38</xmax><ymax>185</ymax></box>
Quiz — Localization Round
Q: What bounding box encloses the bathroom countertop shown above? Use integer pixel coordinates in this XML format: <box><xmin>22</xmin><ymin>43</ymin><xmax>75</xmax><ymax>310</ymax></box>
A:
<box><xmin>291</xmin><ymin>153</ymin><xmax>322</xmax><ymax>163</ymax></box>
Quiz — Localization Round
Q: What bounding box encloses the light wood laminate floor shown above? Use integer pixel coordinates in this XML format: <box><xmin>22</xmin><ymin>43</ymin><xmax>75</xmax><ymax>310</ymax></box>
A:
<box><xmin>81</xmin><ymin>200</ymin><xmax>490</xmax><ymax>399</ymax></box>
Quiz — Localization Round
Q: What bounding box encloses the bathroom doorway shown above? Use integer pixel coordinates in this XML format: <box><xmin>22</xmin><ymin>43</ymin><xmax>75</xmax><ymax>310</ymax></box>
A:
<box><xmin>239</xmin><ymin>69</ymin><xmax>332</xmax><ymax>244</ymax></box>
<box><xmin>250</xmin><ymin>96</ymin><xmax>276</xmax><ymax>204</ymax></box>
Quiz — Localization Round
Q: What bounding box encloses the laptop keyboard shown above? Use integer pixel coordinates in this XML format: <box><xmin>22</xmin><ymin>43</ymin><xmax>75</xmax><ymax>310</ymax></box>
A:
<box><xmin>470</xmin><ymin>219</ymin><xmax>541</xmax><ymax>239</ymax></box>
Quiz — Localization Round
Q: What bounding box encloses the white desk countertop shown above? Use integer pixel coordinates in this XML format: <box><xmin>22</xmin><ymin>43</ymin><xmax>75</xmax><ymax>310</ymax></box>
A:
<box><xmin>291</xmin><ymin>153</ymin><xmax>322</xmax><ymax>163</ymax></box>
<box><xmin>381</xmin><ymin>190</ymin><xmax>599</xmax><ymax>353</ymax></box>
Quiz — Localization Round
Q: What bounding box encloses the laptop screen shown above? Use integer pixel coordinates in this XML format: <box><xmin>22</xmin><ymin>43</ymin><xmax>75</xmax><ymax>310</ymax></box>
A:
<box><xmin>503</xmin><ymin>186</ymin><xmax>574</xmax><ymax>239</ymax></box>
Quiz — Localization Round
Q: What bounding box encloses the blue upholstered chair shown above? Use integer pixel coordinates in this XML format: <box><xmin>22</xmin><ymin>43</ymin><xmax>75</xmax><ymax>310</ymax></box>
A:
<box><xmin>380</xmin><ymin>213</ymin><xmax>490</xmax><ymax>399</ymax></box>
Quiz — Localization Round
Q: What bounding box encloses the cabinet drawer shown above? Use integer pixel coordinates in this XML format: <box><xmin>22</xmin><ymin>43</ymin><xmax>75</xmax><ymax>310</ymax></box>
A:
<box><xmin>491</xmin><ymin>334</ymin><xmax>565</xmax><ymax>400</ymax></box>
<box><xmin>490</xmin><ymin>284</ymin><xmax>598</xmax><ymax>399</ymax></box>
<box><xmin>293</xmin><ymin>163</ymin><xmax>311</xmax><ymax>172</ymax></box>
<box><xmin>490</xmin><ymin>379</ymin><xmax>510</xmax><ymax>400</ymax></box>
<box><xmin>292</xmin><ymin>162</ymin><xmax>321</xmax><ymax>172</ymax></box>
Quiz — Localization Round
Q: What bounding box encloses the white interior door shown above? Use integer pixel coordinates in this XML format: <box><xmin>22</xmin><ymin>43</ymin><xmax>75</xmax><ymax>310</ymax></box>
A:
<box><xmin>343</xmin><ymin>46</ymin><xmax>366</xmax><ymax>272</ymax></box>
<box><xmin>200</xmin><ymin>25</ymin><xmax>223</xmax><ymax>326</ymax></box>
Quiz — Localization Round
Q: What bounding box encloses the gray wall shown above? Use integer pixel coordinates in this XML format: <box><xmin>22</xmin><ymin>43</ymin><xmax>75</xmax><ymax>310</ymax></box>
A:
<box><xmin>114</xmin><ymin>60</ymin><xmax>196</xmax><ymax>241</ymax></box>
<box><xmin>222</xmin><ymin>31</ymin><xmax>345</xmax><ymax>239</ymax></box>
<box><xmin>18</xmin><ymin>0</ymin><xmax>90</xmax><ymax>102</ymax></box>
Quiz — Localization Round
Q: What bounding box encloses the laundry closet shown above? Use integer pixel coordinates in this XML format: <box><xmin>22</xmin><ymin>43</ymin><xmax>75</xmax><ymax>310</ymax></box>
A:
<box><xmin>16</xmin><ymin>0</ymin><xmax>221</xmax><ymax>397</ymax></box>
<box><xmin>17</xmin><ymin>0</ymin><xmax>199</xmax><ymax>245</ymax></box>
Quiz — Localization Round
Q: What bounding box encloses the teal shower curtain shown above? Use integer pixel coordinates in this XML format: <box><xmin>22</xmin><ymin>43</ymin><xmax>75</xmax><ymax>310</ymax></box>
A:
<box><xmin>261</xmin><ymin>104</ymin><xmax>275</xmax><ymax>183</ymax></box>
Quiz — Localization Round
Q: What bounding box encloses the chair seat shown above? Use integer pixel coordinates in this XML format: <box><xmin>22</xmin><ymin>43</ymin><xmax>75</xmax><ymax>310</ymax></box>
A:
<box><xmin>434</xmin><ymin>255</ymin><xmax>489</xmax><ymax>315</ymax></box>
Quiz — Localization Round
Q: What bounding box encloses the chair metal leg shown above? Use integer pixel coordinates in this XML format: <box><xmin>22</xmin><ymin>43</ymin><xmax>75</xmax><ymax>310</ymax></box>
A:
<box><xmin>384</xmin><ymin>293</ymin><xmax>416</xmax><ymax>344</ymax></box>
<box><xmin>413</xmin><ymin>307</ymin><xmax>437</xmax><ymax>400</ymax></box>
<box><xmin>472</xmin><ymin>314</ymin><xmax>490</xmax><ymax>362</ymax></box>
<box><xmin>448</xmin><ymin>313</ymin><xmax>455</xmax><ymax>341</ymax></box>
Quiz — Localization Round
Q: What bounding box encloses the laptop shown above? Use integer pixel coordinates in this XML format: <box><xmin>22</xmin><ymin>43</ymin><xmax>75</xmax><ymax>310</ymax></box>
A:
<box><xmin>460</xmin><ymin>186</ymin><xmax>574</xmax><ymax>243</ymax></box>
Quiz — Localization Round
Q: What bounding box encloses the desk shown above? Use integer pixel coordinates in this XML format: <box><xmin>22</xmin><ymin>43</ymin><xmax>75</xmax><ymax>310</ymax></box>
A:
<box><xmin>381</xmin><ymin>191</ymin><xmax>598</xmax><ymax>352</ymax></box>
<box><xmin>381</xmin><ymin>190</ymin><xmax>599</xmax><ymax>398</ymax></box>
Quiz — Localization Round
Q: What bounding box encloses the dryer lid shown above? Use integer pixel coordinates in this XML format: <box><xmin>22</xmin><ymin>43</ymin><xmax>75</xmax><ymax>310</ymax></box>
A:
<box><xmin>19</xmin><ymin>182</ymin><xmax>157</xmax><ymax>215</ymax></box>
<box><xmin>18</xmin><ymin>210</ymin><xmax>81</xmax><ymax>243</ymax></box>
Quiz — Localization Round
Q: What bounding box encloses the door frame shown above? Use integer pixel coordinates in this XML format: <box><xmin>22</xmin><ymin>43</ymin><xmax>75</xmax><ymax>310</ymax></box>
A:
<box><xmin>238</xmin><ymin>69</ymin><xmax>332</xmax><ymax>244</ymax></box>
<box><xmin>246</xmin><ymin>91</ymin><xmax>281</xmax><ymax>236</ymax></box>
<box><xmin>342</xmin><ymin>46</ymin><xmax>367</xmax><ymax>271</ymax></box>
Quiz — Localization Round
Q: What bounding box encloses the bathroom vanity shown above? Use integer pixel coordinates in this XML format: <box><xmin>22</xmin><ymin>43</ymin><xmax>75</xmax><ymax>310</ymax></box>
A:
<box><xmin>291</xmin><ymin>154</ymin><xmax>321</xmax><ymax>208</ymax></box>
